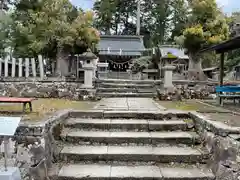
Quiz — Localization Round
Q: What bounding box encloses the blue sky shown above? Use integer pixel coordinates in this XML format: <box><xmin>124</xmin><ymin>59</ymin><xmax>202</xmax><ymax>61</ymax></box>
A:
<box><xmin>71</xmin><ymin>0</ymin><xmax>240</xmax><ymax>14</ymax></box>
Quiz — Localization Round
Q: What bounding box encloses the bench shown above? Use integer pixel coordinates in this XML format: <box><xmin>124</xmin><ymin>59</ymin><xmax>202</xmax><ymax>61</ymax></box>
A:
<box><xmin>215</xmin><ymin>86</ymin><xmax>240</xmax><ymax>105</ymax></box>
<box><xmin>0</xmin><ymin>97</ymin><xmax>36</xmax><ymax>112</ymax></box>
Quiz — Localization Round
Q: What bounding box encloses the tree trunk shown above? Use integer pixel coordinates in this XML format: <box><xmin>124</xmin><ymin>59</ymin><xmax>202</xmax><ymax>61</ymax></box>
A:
<box><xmin>55</xmin><ymin>48</ymin><xmax>69</xmax><ymax>77</ymax></box>
<box><xmin>188</xmin><ymin>52</ymin><xmax>207</xmax><ymax>81</ymax></box>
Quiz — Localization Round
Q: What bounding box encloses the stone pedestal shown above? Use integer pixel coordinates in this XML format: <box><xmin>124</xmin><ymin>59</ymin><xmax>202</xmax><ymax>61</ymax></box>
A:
<box><xmin>97</xmin><ymin>63</ymin><xmax>109</xmax><ymax>79</ymax></box>
<box><xmin>0</xmin><ymin>167</ymin><xmax>21</xmax><ymax>180</ymax></box>
<box><xmin>82</xmin><ymin>60</ymin><xmax>94</xmax><ymax>88</ymax></box>
<box><xmin>162</xmin><ymin>65</ymin><xmax>175</xmax><ymax>92</ymax></box>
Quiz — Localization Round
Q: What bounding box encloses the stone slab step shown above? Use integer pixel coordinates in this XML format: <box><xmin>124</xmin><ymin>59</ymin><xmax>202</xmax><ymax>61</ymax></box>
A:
<box><xmin>97</xmin><ymin>92</ymin><xmax>156</xmax><ymax>98</ymax></box>
<box><xmin>100</xmin><ymin>83</ymin><xmax>154</xmax><ymax>88</ymax></box>
<box><xmin>97</xmin><ymin>79</ymin><xmax>161</xmax><ymax>84</ymax></box>
<box><xmin>58</xmin><ymin>164</ymin><xmax>214</xmax><ymax>180</ymax></box>
<box><xmin>63</xmin><ymin>130</ymin><xmax>196</xmax><ymax>145</ymax></box>
<box><xmin>97</xmin><ymin>88</ymin><xmax>138</xmax><ymax>93</ymax></box>
<box><xmin>65</xmin><ymin>118</ymin><xmax>188</xmax><ymax>131</ymax></box>
<box><xmin>60</xmin><ymin>145</ymin><xmax>207</xmax><ymax>163</ymax></box>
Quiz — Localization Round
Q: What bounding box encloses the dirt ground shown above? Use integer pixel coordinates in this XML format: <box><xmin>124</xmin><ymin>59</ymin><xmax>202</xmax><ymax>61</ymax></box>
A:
<box><xmin>0</xmin><ymin>98</ymin><xmax>96</xmax><ymax>122</ymax></box>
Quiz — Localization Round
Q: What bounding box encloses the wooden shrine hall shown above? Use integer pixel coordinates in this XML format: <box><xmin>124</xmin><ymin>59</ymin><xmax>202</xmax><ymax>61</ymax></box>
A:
<box><xmin>96</xmin><ymin>35</ymin><xmax>145</xmax><ymax>72</ymax></box>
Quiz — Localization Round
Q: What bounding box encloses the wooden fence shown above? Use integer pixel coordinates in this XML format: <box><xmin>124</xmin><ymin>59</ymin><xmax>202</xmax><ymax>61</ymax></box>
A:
<box><xmin>0</xmin><ymin>55</ymin><xmax>45</xmax><ymax>79</ymax></box>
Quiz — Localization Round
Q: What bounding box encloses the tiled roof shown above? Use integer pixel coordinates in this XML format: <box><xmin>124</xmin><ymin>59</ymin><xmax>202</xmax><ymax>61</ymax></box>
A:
<box><xmin>97</xmin><ymin>35</ymin><xmax>145</xmax><ymax>56</ymax></box>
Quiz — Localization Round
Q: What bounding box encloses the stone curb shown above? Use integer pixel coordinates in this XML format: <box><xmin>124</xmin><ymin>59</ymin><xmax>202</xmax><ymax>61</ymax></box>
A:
<box><xmin>16</xmin><ymin>109</ymin><xmax>72</xmax><ymax>137</ymax></box>
<box><xmin>189</xmin><ymin>111</ymin><xmax>240</xmax><ymax>136</ymax></box>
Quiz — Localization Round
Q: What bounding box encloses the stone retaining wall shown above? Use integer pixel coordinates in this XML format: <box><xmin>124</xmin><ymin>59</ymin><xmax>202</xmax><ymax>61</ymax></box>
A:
<box><xmin>12</xmin><ymin>109</ymin><xmax>71</xmax><ymax>179</ymax></box>
<box><xmin>190</xmin><ymin>112</ymin><xmax>240</xmax><ymax>180</ymax></box>
<box><xmin>0</xmin><ymin>78</ymin><xmax>96</xmax><ymax>100</ymax></box>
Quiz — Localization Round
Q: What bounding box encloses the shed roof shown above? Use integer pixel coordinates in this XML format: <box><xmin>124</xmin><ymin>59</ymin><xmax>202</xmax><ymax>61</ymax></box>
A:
<box><xmin>199</xmin><ymin>36</ymin><xmax>240</xmax><ymax>53</ymax></box>
<box><xmin>97</xmin><ymin>35</ymin><xmax>145</xmax><ymax>56</ymax></box>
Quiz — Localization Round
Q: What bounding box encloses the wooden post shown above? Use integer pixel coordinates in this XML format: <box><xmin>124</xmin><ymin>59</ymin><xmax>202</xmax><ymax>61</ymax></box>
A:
<box><xmin>220</xmin><ymin>52</ymin><xmax>224</xmax><ymax>86</ymax></box>
<box><xmin>219</xmin><ymin>52</ymin><xmax>225</xmax><ymax>105</ymax></box>
<box><xmin>38</xmin><ymin>55</ymin><xmax>44</xmax><ymax>79</ymax></box>
<box><xmin>4</xmin><ymin>56</ymin><xmax>9</xmax><ymax>77</ymax></box>
<box><xmin>31</xmin><ymin>58</ymin><xmax>37</xmax><ymax>77</ymax></box>
<box><xmin>0</xmin><ymin>58</ymin><xmax>2</xmax><ymax>76</ymax></box>
<box><xmin>25</xmin><ymin>58</ymin><xmax>30</xmax><ymax>77</ymax></box>
<box><xmin>136</xmin><ymin>0</ymin><xmax>140</xmax><ymax>35</ymax></box>
<box><xmin>18</xmin><ymin>58</ymin><xmax>23</xmax><ymax>77</ymax></box>
<box><xmin>11</xmin><ymin>58</ymin><xmax>16</xmax><ymax>77</ymax></box>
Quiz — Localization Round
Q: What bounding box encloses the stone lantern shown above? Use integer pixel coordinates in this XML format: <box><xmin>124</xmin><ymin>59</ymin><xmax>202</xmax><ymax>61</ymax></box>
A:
<box><xmin>79</xmin><ymin>49</ymin><xmax>97</xmax><ymax>88</ymax></box>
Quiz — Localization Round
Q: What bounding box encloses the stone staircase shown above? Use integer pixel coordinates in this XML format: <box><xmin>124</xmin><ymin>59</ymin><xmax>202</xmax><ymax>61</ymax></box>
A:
<box><xmin>55</xmin><ymin>111</ymin><xmax>215</xmax><ymax>180</ymax></box>
<box><xmin>96</xmin><ymin>79</ymin><xmax>158</xmax><ymax>97</ymax></box>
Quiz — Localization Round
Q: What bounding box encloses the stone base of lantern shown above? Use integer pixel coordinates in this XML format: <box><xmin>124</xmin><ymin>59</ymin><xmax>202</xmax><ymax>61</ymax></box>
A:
<box><xmin>162</xmin><ymin>65</ymin><xmax>176</xmax><ymax>93</ymax></box>
<box><xmin>0</xmin><ymin>167</ymin><xmax>21</xmax><ymax>180</ymax></box>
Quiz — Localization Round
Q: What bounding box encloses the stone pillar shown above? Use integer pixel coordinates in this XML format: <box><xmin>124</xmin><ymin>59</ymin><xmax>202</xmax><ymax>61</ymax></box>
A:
<box><xmin>212</xmin><ymin>72</ymin><xmax>219</xmax><ymax>81</ymax></box>
<box><xmin>11</xmin><ymin>58</ymin><xmax>16</xmax><ymax>77</ymax></box>
<box><xmin>97</xmin><ymin>63</ymin><xmax>109</xmax><ymax>79</ymax></box>
<box><xmin>38</xmin><ymin>55</ymin><xmax>44</xmax><ymax>79</ymax></box>
<box><xmin>82</xmin><ymin>60</ymin><xmax>94</xmax><ymax>88</ymax></box>
<box><xmin>31</xmin><ymin>58</ymin><xmax>37</xmax><ymax>77</ymax></box>
<box><xmin>92</xmin><ymin>58</ymin><xmax>99</xmax><ymax>78</ymax></box>
<box><xmin>18</xmin><ymin>58</ymin><xmax>23</xmax><ymax>77</ymax></box>
<box><xmin>25</xmin><ymin>58</ymin><xmax>30</xmax><ymax>78</ymax></box>
<box><xmin>4</xmin><ymin>56</ymin><xmax>9</xmax><ymax>77</ymax></box>
<box><xmin>162</xmin><ymin>65</ymin><xmax>175</xmax><ymax>92</ymax></box>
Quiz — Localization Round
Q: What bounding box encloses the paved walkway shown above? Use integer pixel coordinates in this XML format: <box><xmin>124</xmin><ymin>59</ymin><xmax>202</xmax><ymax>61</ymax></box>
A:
<box><xmin>94</xmin><ymin>98</ymin><xmax>165</xmax><ymax>111</ymax></box>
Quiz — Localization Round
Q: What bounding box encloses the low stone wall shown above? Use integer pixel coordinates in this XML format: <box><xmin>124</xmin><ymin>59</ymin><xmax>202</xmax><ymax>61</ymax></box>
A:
<box><xmin>190</xmin><ymin>112</ymin><xmax>240</xmax><ymax>180</ymax></box>
<box><xmin>0</xmin><ymin>78</ymin><xmax>96</xmax><ymax>100</ymax></box>
<box><xmin>13</xmin><ymin>109</ymin><xmax>71</xmax><ymax>179</ymax></box>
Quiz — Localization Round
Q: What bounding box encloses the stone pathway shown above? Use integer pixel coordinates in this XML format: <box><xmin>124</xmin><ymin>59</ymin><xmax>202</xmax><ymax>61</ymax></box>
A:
<box><xmin>94</xmin><ymin>98</ymin><xmax>165</xmax><ymax>111</ymax></box>
<box><xmin>56</xmin><ymin>98</ymin><xmax>214</xmax><ymax>179</ymax></box>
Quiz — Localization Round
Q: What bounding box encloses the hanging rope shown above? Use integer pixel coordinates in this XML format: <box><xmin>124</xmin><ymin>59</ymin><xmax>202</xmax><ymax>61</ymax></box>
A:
<box><xmin>107</xmin><ymin>58</ymin><xmax>133</xmax><ymax>65</ymax></box>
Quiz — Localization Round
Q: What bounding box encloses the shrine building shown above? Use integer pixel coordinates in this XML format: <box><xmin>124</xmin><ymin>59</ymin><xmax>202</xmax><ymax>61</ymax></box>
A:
<box><xmin>96</xmin><ymin>35</ymin><xmax>145</xmax><ymax>72</ymax></box>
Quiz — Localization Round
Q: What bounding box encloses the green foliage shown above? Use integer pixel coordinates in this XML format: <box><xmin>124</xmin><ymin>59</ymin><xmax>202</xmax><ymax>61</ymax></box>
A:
<box><xmin>175</xmin><ymin>0</ymin><xmax>229</xmax><ymax>54</ymax></box>
<box><xmin>131</xmin><ymin>56</ymin><xmax>152</xmax><ymax>73</ymax></box>
<box><xmin>93</xmin><ymin>0</ymin><xmax>188</xmax><ymax>46</ymax></box>
<box><xmin>12</xmin><ymin>0</ymin><xmax>100</xmax><ymax>58</ymax></box>
<box><xmin>0</xmin><ymin>12</ymin><xmax>13</xmax><ymax>57</ymax></box>
<box><xmin>224</xmin><ymin>11</ymin><xmax>240</xmax><ymax>71</ymax></box>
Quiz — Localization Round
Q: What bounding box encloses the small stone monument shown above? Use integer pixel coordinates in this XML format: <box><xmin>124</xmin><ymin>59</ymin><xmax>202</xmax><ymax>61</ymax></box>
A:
<box><xmin>162</xmin><ymin>65</ymin><xmax>176</xmax><ymax>92</ymax></box>
<box><xmin>80</xmin><ymin>49</ymin><xmax>97</xmax><ymax>88</ymax></box>
<box><xmin>97</xmin><ymin>63</ymin><xmax>109</xmax><ymax>79</ymax></box>
<box><xmin>0</xmin><ymin>117</ymin><xmax>21</xmax><ymax>180</ymax></box>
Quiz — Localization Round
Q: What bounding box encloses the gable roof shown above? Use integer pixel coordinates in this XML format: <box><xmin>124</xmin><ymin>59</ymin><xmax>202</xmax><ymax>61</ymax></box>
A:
<box><xmin>97</xmin><ymin>35</ymin><xmax>145</xmax><ymax>56</ymax></box>
<box><xmin>159</xmin><ymin>46</ymin><xmax>189</xmax><ymax>59</ymax></box>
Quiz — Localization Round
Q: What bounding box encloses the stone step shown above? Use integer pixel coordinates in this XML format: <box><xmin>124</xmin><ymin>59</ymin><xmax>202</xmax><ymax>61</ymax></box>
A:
<box><xmin>97</xmin><ymin>92</ymin><xmax>156</xmax><ymax>98</ymax></box>
<box><xmin>97</xmin><ymin>79</ymin><xmax>161</xmax><ymax>85</ymax></box>
<box><xmin>62</xmin><ymin>130</ymin><xmax>197</xmax><ymax>145</ymax></box>
<box><xmin>97</xmin><ymin>88</ymin><xmax>138</xmax><ymax>93</ymax></box>
<box><xmin>60</xmin><ymin>145</ymin><xmax>207</xmax><ymax>163</ymax></box>
<box><xmin>100</xmin><ymin>83</ymin><xmax>154</xmax><ymax>88</ymax></box>
<box><xmin>65</xmin><ymin>118</ymin><xmax>189</xmax><ymax>131</ymax></box>
<box><xmin>58</xmin><ymin>164</ymin><xmax>214</xmax><ymax>180</ymax></box>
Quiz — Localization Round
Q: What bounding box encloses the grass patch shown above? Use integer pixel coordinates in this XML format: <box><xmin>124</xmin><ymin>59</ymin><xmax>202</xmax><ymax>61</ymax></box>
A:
<box><xmin>0</xmin><ymin>98</ymin><xmax>96</xmax><ymax>121</ymax></box>
<box><xmin>158</xmin><ymin>100</ymin><xmax>203</xmax><ymax>111</ymax></box>
<box><xmin>157</xmin><ymin>99</ymin><xmax>226</xmax><ymax>112</ymax></box>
